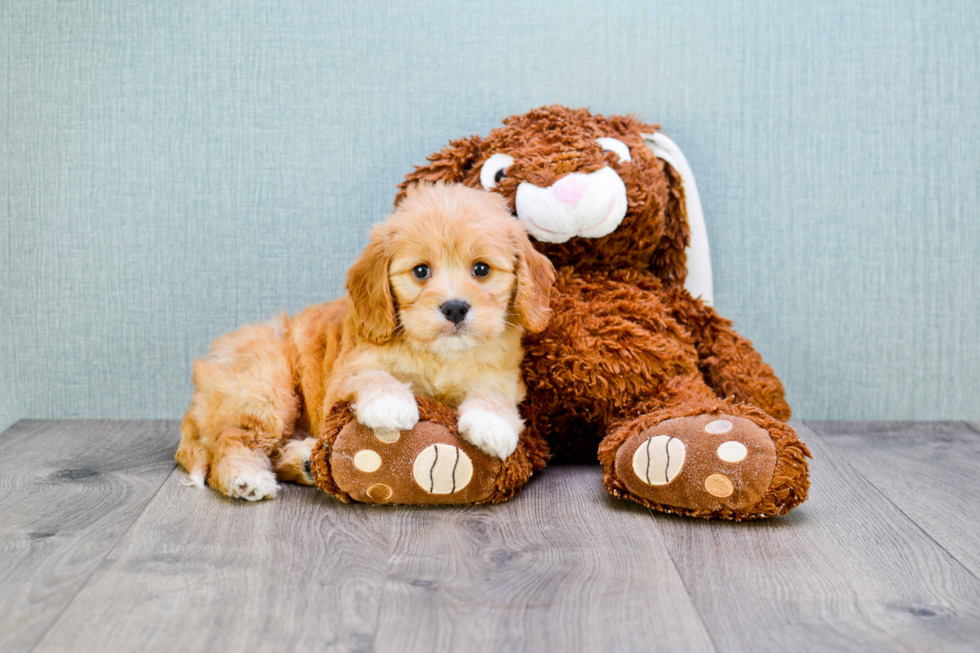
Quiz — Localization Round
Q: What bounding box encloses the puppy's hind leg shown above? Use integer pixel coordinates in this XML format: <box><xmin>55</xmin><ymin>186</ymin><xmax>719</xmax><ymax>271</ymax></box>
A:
<box><xmin>209</xmin><ymin>430</ymin><xmax>280</xmax><ymax>501</ymax></box>
<box><xmin>176</xmin><ymin>425</ymin><xmax>209</xmax><ymax>489</ymax></box>
<box><xmin>181</xmin><ymin>317</ymin><xmax>301</xmax><ymax>501</ymax></box>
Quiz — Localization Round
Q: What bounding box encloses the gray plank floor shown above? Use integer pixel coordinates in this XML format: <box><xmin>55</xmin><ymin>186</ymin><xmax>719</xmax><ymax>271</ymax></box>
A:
<box><xmin>1</xmin><ymin>420</ymin><xmax>979</xmax><ymax>652</ymax></box>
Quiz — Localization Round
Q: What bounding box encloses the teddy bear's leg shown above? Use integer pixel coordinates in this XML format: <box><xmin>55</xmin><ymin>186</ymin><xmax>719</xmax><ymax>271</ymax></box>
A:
<box><xmin>597</xmin><ymin>374</ymin><xmax>810</xmax><ymax>520</ymax></box>
<box><xmin>666</xmin><ymin>289</ymin><xmax>792</xmax><ymax>420</ymax></box>
<box><xmin>308</xmin><ymin>397</ymin><xmax>549</xmax><ymax>505</ymax></box>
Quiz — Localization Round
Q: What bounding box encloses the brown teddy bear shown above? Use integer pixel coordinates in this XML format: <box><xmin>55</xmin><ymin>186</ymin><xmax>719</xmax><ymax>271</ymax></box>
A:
<box><xmin>310</xmin><ymin>106</ymin><xmax>810</xmax><ymax>520</ymax></box>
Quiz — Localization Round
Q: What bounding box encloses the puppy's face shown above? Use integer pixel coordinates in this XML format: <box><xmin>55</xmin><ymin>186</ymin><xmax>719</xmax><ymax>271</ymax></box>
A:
<box><xmin>347</xmin><ymin>183</ymin><xmax>555</xmax><ymax>353</ymax></box>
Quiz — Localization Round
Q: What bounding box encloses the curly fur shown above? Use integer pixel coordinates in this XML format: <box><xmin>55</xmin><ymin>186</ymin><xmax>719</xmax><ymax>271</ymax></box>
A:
<box><xmin>369</xmin><ymin>105</ymin><xmax>812</xmax><ymax>520</ymax></box>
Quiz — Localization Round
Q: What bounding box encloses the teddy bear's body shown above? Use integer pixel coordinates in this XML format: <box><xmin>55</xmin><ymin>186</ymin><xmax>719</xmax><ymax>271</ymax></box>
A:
<box><xmin>311</xmin><ymin>106</ymin><xmax>810</xmax><ymax>520</ymax></box>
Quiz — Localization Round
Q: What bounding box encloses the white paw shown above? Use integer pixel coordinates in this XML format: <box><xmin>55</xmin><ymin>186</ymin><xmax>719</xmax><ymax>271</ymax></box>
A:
<box><xmin>457</xmin><ymin>409</ymin><xmax>519</xmax><ymax>460</ymax></box>
<box><xmin>181</xmin><ymin>470</ymin><xmax>206</xmax><ymax>489</ymax></box>
<box><xmin>228</xmin><ymin>468</ymin><xmax>279</xmax><ymax>501</ymax></box>
<box><xmin>356</xmin><ymin>391</ymin><xmax>419</xmax><ymax>437</ymax></box>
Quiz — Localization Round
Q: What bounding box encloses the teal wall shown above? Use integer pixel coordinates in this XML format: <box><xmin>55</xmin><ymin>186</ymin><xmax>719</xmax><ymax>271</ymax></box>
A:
<box><xmin>2</xmin><ymin>0</ymin><xmax>978</xmax><ymax>431</ymax></box>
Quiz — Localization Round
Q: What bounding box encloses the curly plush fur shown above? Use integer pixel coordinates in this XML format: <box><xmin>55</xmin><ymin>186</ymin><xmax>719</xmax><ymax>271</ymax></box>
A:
<box><xmin>313</xmin><ymin>105</ymin><xmax>810</xmax><ymax>519</ymax></box>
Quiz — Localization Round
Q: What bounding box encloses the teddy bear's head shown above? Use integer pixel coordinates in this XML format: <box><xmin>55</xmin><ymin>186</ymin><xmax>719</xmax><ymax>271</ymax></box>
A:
<box><xmin>398</xmin><ymin>105</ymin><xmax>689</xmax><ymax>286</ymax></box>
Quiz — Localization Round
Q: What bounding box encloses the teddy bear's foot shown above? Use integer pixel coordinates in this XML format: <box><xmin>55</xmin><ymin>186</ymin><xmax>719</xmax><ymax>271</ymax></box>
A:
<box><xmin>608</xmin><ymin>412</ymin><xmax>810</xmax><ymax>519</ymax></box>
<box><xmin>309</xmin><ymin>397</ymin><xmax>546</xmax><ymax>505</ymax></box>
<box><xmin>325</xmin><ymin>420</ymin><xmax>505</xmax><ymax>505</ymax></box>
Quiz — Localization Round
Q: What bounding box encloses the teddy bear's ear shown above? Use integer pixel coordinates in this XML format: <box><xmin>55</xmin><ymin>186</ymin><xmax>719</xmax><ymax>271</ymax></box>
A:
<box><xmin>645</xmin><ymin>132</ymin><xmax>714</xmax><ymax>305</ymax></box>
<box><xmin>396</xmin><ymin>135</ymin><xmax>484</xmax><ymax>205</ymax></box>
<box><xmin>648</xmin><ymin>161</ymin><xmax>691</xmax><ymax>289</ymax></box>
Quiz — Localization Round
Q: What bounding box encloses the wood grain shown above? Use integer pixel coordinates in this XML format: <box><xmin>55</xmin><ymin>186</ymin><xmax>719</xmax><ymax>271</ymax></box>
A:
<box><xmin>809</xmin><ymin>421</ymin><xmax>980</xmax><ymax>579</ymax></box>
<box><xmin>652</xmin><ymin>422</ymin><xmax>980</xmax><ymax>652</ymax></box>
<box><xmin>371</xmin><ymin>465</ymin><xmax>715</xmax><ymax>653</ymax></box>
<box><xmin>5</xmin><ymin>420</ymin><xmax>980</xmax><ymax>651</ymax></box>
<box><xmin>32</xmin><ymin>473</ymin><xmax>394</xmax><ymax>653</ymax></box>
<box><xmin>0</xmin><ymin>420</ymin><xmax>177</xmax><ymax>653</ymax></box>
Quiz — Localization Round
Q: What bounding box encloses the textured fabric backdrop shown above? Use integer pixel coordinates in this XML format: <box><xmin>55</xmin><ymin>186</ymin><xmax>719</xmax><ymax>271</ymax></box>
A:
<box><xmin>2</xmin><ymin>0</ymin><xmax>978</xmax><ymax>431</ymax></box>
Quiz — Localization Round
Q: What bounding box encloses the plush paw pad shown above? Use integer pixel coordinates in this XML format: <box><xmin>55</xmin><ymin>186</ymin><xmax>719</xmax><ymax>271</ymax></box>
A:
<box><xmin>329</xmin><ymin>420</ymin><xmax>502</xmax><ymax>505</ymax></box>
<box><xmin>614</xmin><ymin>414</ymin><xmax>777</xmax><ymax>512</ymax></box>
<box><xmin>631</xmin><ymin>435</ymin><xmax>686</xmax><ymax>485</ymax></box>
<box><xmin>412</xmin><ymin>444</ymin><xmax>474</xmax><ymax>494</ymax></box>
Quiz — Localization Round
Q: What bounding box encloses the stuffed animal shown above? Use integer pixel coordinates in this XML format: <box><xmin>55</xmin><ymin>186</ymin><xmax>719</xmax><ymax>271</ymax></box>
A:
<box><xmin>310</xmin><ymin>106</ymin><xmax>810</xmax><ymax>520</ymax></box>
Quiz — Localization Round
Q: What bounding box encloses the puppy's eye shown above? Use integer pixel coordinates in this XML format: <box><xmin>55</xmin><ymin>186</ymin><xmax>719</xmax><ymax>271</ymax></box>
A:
<box><xmin>596</xmin><ymin>137</ymin><xmax>631</xmax><ymax>163</ymax></box>
<box><xmin>472</xmin><ymin>262</ymin><xmax>490</xmax><ymax>278</ymax></box>
<box><xmin>480</xmin><ymin>153</ymin><xmax>515</xmax><ymax>190</ymax></box>
<box><xmin>412</xmin><ymin>264</ymin><xmax>430</xmax><ymax>280</ymax></box>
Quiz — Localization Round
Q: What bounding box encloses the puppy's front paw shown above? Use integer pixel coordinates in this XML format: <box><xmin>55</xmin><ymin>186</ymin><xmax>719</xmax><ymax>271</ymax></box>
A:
<box><xmin>228</xmin><ymin>468</ymin><xmax>279</xmax><ymax>501</ymax></box>
<box><xmin>355</xmin><ymin>391</ymin><xmax>420</xmax><ymax>439</ymax></box>
<box><xmin>458</xmin><ymin>409</ymin><xmax>519</xmax><ymax>460</ymax></box>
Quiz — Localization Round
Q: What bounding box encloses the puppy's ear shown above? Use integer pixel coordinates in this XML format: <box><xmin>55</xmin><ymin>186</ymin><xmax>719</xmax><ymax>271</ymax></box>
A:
<box><xmin>512</xmin><ymin>226</ymin><xmax>556</xmax><ymax>333</ymax></box>
<box><xmin>346</xmin><ymin>224</ymin><xmax>396</xmax><ymax>344</ymax></box>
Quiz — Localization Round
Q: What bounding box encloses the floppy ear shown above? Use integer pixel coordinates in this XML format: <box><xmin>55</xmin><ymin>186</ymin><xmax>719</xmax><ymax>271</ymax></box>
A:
<box><xmin>395</xmin><ymin>135</ymin><xmax>484</xmax><ymax>205</ymax></box>
<box><xmin>512</xmin><ymin>227</ymin><xmax>556</xmax><ymax>333</ymax></box>
<box><xmin>346</xmin><ymin>224</ymin><xmax>396</xmax><ymax>344</ymax></box>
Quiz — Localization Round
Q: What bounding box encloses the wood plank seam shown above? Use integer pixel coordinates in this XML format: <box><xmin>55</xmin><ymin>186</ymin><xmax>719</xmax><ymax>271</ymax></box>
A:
<box><xmin>26</xmin><ymin>463</ymin><xmax>180</xmax><ymax>653</ymax></box>
<box><xmin>644</xmin><ymin>507</ymin><xmax>721</xmax><ymax>653</ymax></box>
<box><xmin>803</xmin><ymin>421</ymin><xmax>980</xmax><ymax>586</ymax></box>
<box><xmin>369</xmin><ymin>530</ymin><xmax>399</xmax><ymax>652</ymax></box>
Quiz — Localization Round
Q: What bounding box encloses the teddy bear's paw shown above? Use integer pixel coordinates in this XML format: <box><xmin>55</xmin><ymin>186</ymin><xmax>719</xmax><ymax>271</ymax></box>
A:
<box><xmin>328</xmin><ymin>419</ymin><xmax>504</xmax><ymax>504</ymax></box>
<box><xmin>613</xmin><ymin>414</ymin><xmax>777</xmax><ymax>513</ymax></box>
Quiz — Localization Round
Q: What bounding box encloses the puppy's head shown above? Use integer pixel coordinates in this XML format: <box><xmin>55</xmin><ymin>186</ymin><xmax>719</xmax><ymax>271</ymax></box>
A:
<box><xmin>347</xmin><ymin>182</ymin><xmax>555</xmax><ymax>352</ymax></box>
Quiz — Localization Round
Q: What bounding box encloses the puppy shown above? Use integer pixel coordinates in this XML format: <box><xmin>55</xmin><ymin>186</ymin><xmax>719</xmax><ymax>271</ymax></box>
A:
<box><xmin>176</xmin><ymin>183</ymin><xmax>555</xmax><ymax>500</ymax></box>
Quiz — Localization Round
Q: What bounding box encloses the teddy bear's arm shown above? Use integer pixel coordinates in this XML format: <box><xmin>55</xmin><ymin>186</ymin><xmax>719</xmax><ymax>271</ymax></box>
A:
<box><xmin>665</xmin><ymin>289</ymin><xmax>792</xmax><ymax>420</ymax></box>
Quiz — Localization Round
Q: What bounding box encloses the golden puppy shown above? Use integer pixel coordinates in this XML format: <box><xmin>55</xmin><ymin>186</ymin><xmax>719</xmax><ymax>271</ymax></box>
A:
<box><xmin>176</xmin><ymin>183</ymin><xmax>555</xmax><ymax>500</ymax></box>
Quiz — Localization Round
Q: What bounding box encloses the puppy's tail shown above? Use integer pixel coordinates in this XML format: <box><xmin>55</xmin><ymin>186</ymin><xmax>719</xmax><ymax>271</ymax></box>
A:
<box><xmin>176</xmin><ymin>414</ymin><xmax>209</xmax><ymax>489</ymax></box>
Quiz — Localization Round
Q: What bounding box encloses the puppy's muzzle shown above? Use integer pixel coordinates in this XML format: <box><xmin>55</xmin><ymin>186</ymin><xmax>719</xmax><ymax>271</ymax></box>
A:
<box><xmin>440</xmin><ymin>299</ymin><xmax>470</xmax><ymax>326</ymax></box>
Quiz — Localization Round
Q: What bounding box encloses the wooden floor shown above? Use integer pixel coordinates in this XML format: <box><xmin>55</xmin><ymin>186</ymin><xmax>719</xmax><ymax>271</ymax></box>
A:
<box><xmin>2</xmin><ymin>421</ymin><xmax>979</xmax><ymax>652</ymax></box>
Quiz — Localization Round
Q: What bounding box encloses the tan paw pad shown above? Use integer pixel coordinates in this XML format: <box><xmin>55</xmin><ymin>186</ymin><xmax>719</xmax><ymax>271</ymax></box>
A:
<box><xmin>716</xmin><ymin>441</ymin><xmax>747</xmax><ymax>463</ymax></box>
<box><xmin>412</xmin><ymin>443</ymin><xmax>473</xmax><ymax>494</ymax></box>
<box><xmin>374</xmin><ymin>429</ymin><xmax>401</xmax><ymax>444</ymax></box>
<box><xmin>705</xmin><ymin>419</ymin><xmax>733</xmax><ymax>434</ymax></box>
<box><xmin>704</xmin><ymin>474</ymin><xmax>734</xmax><ymax>498</ymax></box>
<box><xmin>631</xmin><ymin>435</ymin><xmax>686</xmax><ymax>486</ymax></box>
<box><xmin>353</xmin><ymin>449</ymin><xmax>382</xmax><ymax>472</ymax></box>
<box><xmin>367</xmin><ymin>483</ymin><xmax>393</xmax><ymax>501</ymax></box>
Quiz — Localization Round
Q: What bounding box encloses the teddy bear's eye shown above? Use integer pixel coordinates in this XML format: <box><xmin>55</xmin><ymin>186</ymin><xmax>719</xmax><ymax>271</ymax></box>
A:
<box><xmin>597</xmin><ymin>137</ymin><xmax>632</xmax><ymax>163</ymax></box>
<box><xmin>480</xmin><ymin>153</ymin><xmax>515</xmax><ymax>190</ymax></box>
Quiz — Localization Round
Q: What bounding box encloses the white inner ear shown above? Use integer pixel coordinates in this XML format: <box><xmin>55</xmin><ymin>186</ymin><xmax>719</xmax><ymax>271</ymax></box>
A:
<box><xmin>597</xmin><ymin>137</ymin><xmax>631</xmax><ymax>163</ymax></box>
<box><xmin>643</xmin><ymin>132</ymin><xmax>713</xmax><ymax>306</ymax></box>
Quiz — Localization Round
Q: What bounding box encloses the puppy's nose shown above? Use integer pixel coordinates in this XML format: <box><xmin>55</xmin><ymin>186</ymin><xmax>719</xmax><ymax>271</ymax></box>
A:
<box><xmin>440</xmin><ymin>299</ymin><xmax>470</xmax><ymax>325</ymax></box>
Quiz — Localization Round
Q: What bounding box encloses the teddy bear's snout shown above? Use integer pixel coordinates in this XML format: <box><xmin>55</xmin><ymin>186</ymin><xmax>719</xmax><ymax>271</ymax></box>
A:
<box><xmin>550</xmin><ymin>174</ymin><xmax>590</xmax><ymax>207</ymax></box>
<box><xmin>515</xmin><ymin>166</ymin><xmax>628</xmax><ymax>244</ymax></box>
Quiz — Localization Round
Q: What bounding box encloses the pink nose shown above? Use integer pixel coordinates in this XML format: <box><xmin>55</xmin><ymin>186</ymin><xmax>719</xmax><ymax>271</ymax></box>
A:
<box><xmin>550</xmin><ymin>174</ymin><xmax>589</xmax><ymax>207</ymax></box>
